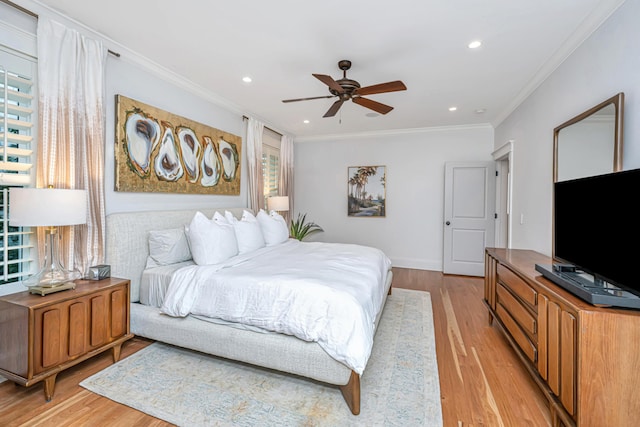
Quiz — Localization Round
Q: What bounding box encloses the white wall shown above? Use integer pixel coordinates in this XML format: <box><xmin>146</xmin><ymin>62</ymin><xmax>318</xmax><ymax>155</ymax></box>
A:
<box><xmin>495</xmin><ymin>0</ymin><xmax>640</xmax><ymax>256</ymax></box>
<box><xmin>294</xmin><ymin>126</ymin><xmax>494</xmax><ymax>270</ymax></box>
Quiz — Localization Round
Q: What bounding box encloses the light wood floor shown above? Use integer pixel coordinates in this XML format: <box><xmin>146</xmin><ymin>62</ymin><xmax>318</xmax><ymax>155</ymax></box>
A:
<box><xmin>0</xmin><ymin>268</ymin><xmax>551</xmax><ymax>426</ymax></box>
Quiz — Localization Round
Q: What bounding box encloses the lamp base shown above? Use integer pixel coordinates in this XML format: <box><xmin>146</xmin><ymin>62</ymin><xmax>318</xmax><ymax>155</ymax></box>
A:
<box><xmin>28</xmin><ymin>281</ymin><xmax>76</xmax><ymax>296</ymax></box>
<box><xmin>23</xmin><ymin>267</ymin><xmax>81</xmax><ymax>288</ymax></box>
<box><xmin>23</xmin><ymin>228</ymin><xmax>82</xmax><ymax>289</ymax></box>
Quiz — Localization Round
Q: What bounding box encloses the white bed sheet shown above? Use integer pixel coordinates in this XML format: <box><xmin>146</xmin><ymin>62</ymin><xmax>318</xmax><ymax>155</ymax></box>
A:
<box><xmin>160</xmin><ymin>239</ymin><xmax>392</xmax><ymax>374</ymax></box>
<box><xmin>141</xmin><ymin>261</ymin><xmax>269</xmax><ymax>333</ymax></box>
<box><xmin>140</xmin><ymin>261</ymin><xmax>194</xmax><ymax>307</ymax></box>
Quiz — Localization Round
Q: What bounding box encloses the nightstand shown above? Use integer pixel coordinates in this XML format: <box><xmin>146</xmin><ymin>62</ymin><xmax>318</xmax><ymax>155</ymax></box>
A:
<box><xmin>0</xmin><ymin>277</ymin><xmax>133</xmax><ymax>400</ymax></box>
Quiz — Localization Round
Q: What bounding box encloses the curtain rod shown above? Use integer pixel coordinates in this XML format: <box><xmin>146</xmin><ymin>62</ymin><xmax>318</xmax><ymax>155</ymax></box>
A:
<box><xmin>2</xmin><ymin>0</ymin><xmax>34</xmax><ymax>17</ymax></box>
<box><xmin>1</xmin><ymin>1</ymin><xmax>121</xmax><ymax>57</ymax></box>
<box><xmin>242</xmin><ymin>115</ymin><xmax>282</xmax><ymax>136</ymax></box>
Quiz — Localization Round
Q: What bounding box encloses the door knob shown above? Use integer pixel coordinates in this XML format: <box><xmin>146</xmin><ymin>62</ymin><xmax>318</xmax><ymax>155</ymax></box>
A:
<box><xmin>445</xmin><ymin>221</ymin><xmax>451</xmax><ymax>226</ymax></box>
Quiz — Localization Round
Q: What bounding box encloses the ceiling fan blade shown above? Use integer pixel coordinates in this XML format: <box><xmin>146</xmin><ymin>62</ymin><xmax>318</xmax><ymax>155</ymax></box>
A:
<box><xmin>282</xmin><ymin>95</ymin><xmax>335</xmax><ymax>103</ymax></box>
<box><xmin>352</xmin><ymin>97</ymin><xmax>394</xmax><ymax>115</ymax></box>
<box><xmin>323</xmin><ymin>99</ymin><xmax>345</xmax><ymax>117</ymax></box>
<box><xmin>355</xmin><ymin>80</ymin><xmax>407</xmax><ymax>96</ymax></box>
<box><xmin>313</xmin><ymin>74</ymin><xmax>345</xmax><ymax>93</ymax></box>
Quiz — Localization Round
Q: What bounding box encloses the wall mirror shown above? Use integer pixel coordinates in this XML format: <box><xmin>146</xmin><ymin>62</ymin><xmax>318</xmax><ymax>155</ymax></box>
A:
<box><xmin>553</xmin><ymin>92</ymin><xmax>624</xmax><ymax>182</ymax></box>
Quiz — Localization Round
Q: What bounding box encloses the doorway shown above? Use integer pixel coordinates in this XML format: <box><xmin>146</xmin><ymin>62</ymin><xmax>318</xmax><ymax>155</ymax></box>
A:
<box><xmin>443</xmin><ymin>161</ymin><xmax>496</xmax><ymax>276</ymax></box>
<box><xmin>492</xmin><ymin>141</ymin><xmax>513</xmax><ymax>249</ymax></box>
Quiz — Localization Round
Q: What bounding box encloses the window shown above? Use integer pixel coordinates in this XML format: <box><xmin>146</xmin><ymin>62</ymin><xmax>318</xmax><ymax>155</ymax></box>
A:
<box><xmin>1</xmin><ymin>62</ymin><xmax>37</xmax><ymax>284</ymax></box>
<box><xmin>262</xmin><ymin>128</ymin><xmax>281</xmax><ymax>207</ymax></box>
<box><xmin>0</xmin><ymin>10</ymin><xmax>38</xmax><ymax>285</ymax></box>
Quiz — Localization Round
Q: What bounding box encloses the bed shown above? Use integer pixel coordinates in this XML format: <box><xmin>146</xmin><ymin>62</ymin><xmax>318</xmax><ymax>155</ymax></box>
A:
<box><xmin>105</xmin><ymin>207</ymin><xmax>393</xmax><ymax>415</ymax></box>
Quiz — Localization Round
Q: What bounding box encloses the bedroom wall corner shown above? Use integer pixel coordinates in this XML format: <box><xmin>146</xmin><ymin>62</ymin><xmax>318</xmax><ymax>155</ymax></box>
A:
<box><xmin>494</xmin><ymin>0</ymin><xmax>640</xmax><ymax>257</ymax></box>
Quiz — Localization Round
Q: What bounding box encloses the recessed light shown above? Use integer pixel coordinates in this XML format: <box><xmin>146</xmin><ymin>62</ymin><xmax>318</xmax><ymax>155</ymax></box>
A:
<box><xmin>468</xmin><ymin>40</ymin><xmax>482</xmax><ymax>49</ymax></box>
<box><xmin>475</xmin><ymin>108</ymin><xmax>486</xmax><ymax>114</ymax></box>
<box><xmin>449</xmin><ymin>106</ymin><xmax>457</xmax><ymax>112</ymax></box>
<box><xmin>242</xmin><ymin>76</ymin><xmax>252</xmax><ymax>83</ymax></box>
<box><xmin>365</xmin><ymin>112</ymin><xmax>379</xmax><ymax>118</ymax></box>
<box><xmin>303</xmin><ymin>119</ymin><xmax>310</xmax><ymax>124</ymax></box>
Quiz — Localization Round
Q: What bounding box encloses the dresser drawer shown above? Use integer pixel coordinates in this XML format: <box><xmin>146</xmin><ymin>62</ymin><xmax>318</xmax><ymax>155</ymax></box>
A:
<box><xmin>497</xmin><ymin>263</ymin><xmax>537</xmax><ymax>308</ymax></box>
<box><xmin>497</xmin><ymin>283</ymin><xmax>537</xmax><ymax>337</ymax></box>
<box><xmin>497</xmin><ymin>302</ymin><xmax>537</xmax><ymax>363</ymax></box>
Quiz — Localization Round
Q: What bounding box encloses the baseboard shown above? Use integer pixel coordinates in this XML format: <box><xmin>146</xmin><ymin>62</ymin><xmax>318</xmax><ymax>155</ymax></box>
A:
<box><xmin>389</xmin><ymin>257</ymin><xmax>442</xmax><ymax>271</ymax></box>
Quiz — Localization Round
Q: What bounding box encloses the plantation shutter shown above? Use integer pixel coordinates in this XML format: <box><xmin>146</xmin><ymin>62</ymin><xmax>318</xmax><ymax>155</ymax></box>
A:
<box><xmin>1</xmin><ymin>67</ymin><xmax>34</xmax><ymax>185</ymax></box>
<box><xmin>1</xmin><ymin>51</ymin><xmax>37</xmax><ymax>284</ymax></box>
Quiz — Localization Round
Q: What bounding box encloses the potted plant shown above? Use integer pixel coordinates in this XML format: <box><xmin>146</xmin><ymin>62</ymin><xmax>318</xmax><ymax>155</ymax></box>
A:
<box><xmin>290</xmin><ymin>213</ymin><xmax>323</xmax><ymax>241</ymax></box>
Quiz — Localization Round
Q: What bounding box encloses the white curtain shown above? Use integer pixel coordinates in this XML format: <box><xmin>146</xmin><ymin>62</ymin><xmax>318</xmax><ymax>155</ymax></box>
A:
<box><xmin>37</xmin><ymin>19</ymin><xmax>107</xmax><ymax>276</ymax></box>
<box><xmin>246</xmin><ymin>117</ymin><xmax>265</xmax><ymax>213</ymax></box>
<box><xmin>279</xmin><ymin>134</ymin><xmax>294</xmax><ymax>223</ymax></box>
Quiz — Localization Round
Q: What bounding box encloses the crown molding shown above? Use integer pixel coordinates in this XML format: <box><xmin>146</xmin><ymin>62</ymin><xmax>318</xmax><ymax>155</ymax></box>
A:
<box><xmin>492</xmin><ymin>0</ymin><xmax>626</xmax><ymax>128</ymax></box>
<box><xmin>295</xmin><ymin>123</ymin><xmax>494</xmax><ymax>143</ymax></box>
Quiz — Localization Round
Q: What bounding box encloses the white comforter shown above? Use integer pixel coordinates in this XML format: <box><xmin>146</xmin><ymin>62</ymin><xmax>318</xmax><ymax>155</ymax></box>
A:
<box><xmin>160</xmin><ymin>239</ymin><xmax>392</xmax><ymax>374</ymax></box>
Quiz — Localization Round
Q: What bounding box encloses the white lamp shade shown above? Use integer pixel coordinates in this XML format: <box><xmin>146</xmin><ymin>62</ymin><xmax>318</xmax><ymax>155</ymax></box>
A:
<box><xmin>9</xmin><ymin>188</ymin><xmax>88</xmax><ymax>227</ymax></box>
<box><xmin>267</xmin><ymin>196</ymin><xmax>289</xmax><ymax>212</ymax></box>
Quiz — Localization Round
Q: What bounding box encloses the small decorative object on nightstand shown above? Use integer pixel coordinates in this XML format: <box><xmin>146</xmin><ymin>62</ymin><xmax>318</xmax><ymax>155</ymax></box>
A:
<box><xmin>87</xmin><ymin>264</ymin><xmax>111</xmax><ymax>281</ymax></box>
<box><xmin>0</xmin><ymin>277</ymin><xmax>133</xmax><ymax>401</ymax></box>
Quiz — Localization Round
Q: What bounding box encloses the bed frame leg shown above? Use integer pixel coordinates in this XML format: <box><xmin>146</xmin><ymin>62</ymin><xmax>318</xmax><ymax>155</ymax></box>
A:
<box><xmin>339</xmin><ymin>370</ymin><xmax>361</xmax><ymax>415</ymax></box>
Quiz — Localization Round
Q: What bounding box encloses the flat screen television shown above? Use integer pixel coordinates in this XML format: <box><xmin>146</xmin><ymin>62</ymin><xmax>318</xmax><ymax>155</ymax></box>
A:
<box><xmin>550</xmin><ymin>167</ymin><xmax>640</xmax><ymax>301</ymax></box>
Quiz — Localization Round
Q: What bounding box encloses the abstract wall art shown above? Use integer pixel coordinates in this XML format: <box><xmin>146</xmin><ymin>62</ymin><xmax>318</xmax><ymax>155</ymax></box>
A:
<box><xmin>115</xmin><ymin>95</ymin><xmax>241</xmax><ymax>195</ymax></box>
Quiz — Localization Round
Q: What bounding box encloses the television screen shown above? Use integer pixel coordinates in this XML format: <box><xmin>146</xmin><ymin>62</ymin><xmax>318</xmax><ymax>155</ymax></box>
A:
<box><xmin>554</xmin><ymin>168</ymin><xmax>640</xmax><ymax>295</ymax></box>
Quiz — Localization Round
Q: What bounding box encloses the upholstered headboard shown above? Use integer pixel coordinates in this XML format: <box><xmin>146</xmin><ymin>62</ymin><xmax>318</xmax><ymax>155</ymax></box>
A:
<box><xmin>105</xmin><ymin>207</ymin><xmax>246</xmax><ymax>302</ymax></box>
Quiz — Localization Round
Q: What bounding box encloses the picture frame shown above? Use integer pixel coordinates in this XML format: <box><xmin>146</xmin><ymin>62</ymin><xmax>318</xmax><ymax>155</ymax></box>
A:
<box><xmin>114</xmin><ymin>94</ymin><xmax>241</xmax><ymax>195</ymax></box>
<box><xmin>347</xmin><ymin>165</ymin><xmax>386</xmax><ymax>217</ymax></box>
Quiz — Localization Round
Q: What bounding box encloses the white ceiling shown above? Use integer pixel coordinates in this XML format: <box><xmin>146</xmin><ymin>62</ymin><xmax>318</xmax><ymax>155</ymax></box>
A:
<box><xmin>34</xmin><ymin>0</ymin><xmax>625</xmax><ymax>139</ymax></box>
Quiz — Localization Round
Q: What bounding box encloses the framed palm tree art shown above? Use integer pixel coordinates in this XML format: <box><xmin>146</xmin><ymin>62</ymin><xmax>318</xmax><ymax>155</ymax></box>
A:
<box><xmin>347</xmin><ymin>165</ymin><xmax>386</xmax><ymax>217</ymax></box>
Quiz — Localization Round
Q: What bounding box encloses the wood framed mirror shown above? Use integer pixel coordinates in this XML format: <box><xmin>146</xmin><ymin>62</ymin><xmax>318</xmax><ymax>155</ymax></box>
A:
<box><xmin>553</xmin><ymin>92</ymin><xmax>624</xmax><ymax>182</ymax></box>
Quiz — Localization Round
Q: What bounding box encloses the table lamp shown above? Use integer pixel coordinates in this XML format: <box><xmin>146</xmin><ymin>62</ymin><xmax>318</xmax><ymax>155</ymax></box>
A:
<box><xmin>267</xmin><ymin>196</ymin><xmax>289</xmax><ymax>214</ymax></box>
<box><xmin>9</xmin><ymin>187</ymin><xmax>87</xmax><ymax>289</ymax></box>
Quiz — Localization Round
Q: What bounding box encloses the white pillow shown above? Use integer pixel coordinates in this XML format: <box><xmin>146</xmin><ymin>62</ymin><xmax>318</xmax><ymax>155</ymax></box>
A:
<box><xmin>256</xmin><ymin>209</ymin><xmax>289</xmax><ymax>246</ymax></box>
<box><xmin>185</xmin><ymin>211</ymin><xmax>238</xmax><ymax>265</ymax></box>
<box><xmin>146</xmin><ymin>228</ymin><xmax>192</xmax><ymax>268</ymax></box>
<box><xmin>225</xmin><ymin>210</ymin><xmax>266</xmax><ymax>254</ymax></box>
<box><xmin>212</xmin><ymin>211</ymin><xmax>229</xmax><ymax>224</ymax></box>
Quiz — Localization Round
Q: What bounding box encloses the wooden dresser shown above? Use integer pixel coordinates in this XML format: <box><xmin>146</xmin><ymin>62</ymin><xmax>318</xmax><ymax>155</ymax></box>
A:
<box><xmin>0</xmin><ymin>277</ymin><xmax>133</xmax><ymax>400</ymax></box>
<box><xmin>485</xmin><ymin>248</ymin><xmax>640</xmax><ymax>427</ymax></box>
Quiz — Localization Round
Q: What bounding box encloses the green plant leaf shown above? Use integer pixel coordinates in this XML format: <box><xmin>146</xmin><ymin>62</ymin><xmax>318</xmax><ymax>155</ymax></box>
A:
<box><xmin>290</xmin><ymin>213</ymin><xmax>323</xmax><ymax>241</ymax></box>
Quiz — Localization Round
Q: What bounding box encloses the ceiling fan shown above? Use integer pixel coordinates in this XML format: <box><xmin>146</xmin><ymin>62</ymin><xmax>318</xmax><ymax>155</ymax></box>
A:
<box><xmin>282</xmin><ymin>60</ymin><xmax>407</xmax><ymax>118</ymax></box>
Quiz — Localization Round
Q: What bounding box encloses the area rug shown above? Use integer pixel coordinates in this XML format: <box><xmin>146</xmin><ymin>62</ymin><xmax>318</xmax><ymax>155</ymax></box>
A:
<box><xmin>80</xmin><ymin>288</ymin><xmax>442</xmax><ymax>426</ymax></box>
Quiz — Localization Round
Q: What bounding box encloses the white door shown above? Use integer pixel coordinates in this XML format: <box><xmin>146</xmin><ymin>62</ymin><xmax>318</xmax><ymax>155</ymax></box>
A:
<box><xmin>443</xmin><ymin>161</ymin><xmax>496</xmax><ymax>276</ymax></box>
